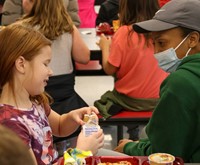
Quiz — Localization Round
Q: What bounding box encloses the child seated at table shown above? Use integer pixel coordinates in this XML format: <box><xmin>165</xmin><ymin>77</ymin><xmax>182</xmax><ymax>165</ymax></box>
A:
<box><xmin>96</xmin><ymin>0</ymin><xmax>119</xmax><ymax>26</ymax></box>
<box><xmin>94</xmin><ymin>0</ymin><xmax>168</xmax><ymax>140</ymax></box>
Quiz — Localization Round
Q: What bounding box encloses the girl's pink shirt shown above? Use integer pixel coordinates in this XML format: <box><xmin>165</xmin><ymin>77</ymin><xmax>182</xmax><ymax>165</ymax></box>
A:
<box><xmin>108</xmin><ymin>25</ymin><xmax>169</xmax><ymax>98</ymax></box>
<box><xmin>78</xmin><ymin>0</ymin><xmax>97</xmax><ymax>28</ymax></box>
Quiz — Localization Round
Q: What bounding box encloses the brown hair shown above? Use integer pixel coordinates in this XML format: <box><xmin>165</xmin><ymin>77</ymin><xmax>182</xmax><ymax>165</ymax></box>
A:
<box><xmin>119</xmin><ymin>0</ymin><xmax>160</xmax><ymax>46</ymax></box>
<box><xmin>22</xmin><ymin>0</ymin><xmax>74</xmax><ymax>40</ymax></box>
<box><xmin>0</xmin><ymin>125</ymin><xmax>35</xmax><ymax>165</ymax></box>
<box><xmin>0</xmin><ymin>24</ymin><xmax>52</xmax><ymax>105</ymax></box>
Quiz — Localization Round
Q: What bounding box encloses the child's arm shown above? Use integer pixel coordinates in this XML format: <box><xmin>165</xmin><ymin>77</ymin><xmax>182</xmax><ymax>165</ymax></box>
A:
<box><xmin>97</xmin><ymin>34</ymin><xmax>118</xmax><ymax>75</ymax></box>
<box><xmin>48</xmin><ymin>106</ymin><xmax>99</xmax><ymax>137</ymax></box>
<box><xmin>72</xmin><ymin>25</ymin><xmax>90</xmax><ymax>64</ymax></box>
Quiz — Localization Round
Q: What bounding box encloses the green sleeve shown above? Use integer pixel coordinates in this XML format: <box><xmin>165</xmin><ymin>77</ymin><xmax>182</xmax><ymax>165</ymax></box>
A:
<box><xmin>146</xmin><ymin>72</ymin><xmax>198</xmax><ymax>161</ymax></box>
<box><xmin>124</xmin><ymin>71</ymin><xmax>199</xmax><ymax>162</ymax></box>
<box><xmin>123</xmin><ymin>138</ymin><xmax>152</xmax><ymax>156</ymax></box>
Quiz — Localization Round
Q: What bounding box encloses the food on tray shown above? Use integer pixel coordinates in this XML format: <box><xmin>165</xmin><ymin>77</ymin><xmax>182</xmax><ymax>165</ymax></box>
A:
<box><xmin>83</xmin><ymin>113</ymin><xmax>100</xmax><ymax>137</ymax></box>
<box><xmin>96</xmin><ymin>22</ymin><xmax>114</xmax><ymax>35</ymax></box>
<box><xmin>86</xmin><ymin>156</ymin><xmax>183</xmax><ymax>165</ymax></box>
<box><xmin>97</xmin><ymin>161</ymin><xmax>132</xmax><ymax>165</ymax></box>
<box><xmin>98</xmin><ymin>22</ymin><xmax>111</xmax><ymax>32</ymax></box>
<box><xmin>148</xmin><ymin>153</ymin><xmax>175</xmax><ymax>165</ymax></box>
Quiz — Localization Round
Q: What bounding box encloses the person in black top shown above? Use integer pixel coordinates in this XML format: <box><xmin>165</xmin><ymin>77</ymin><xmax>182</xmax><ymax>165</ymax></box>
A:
<box><xmin>95</xmin><ymin>0</ymin><xmax>106</xmax><ymax>5</ymax></box>
<box><xmin>0</xmin><ymin>0</ymin><xmax>5</xmax><ymax>25</ymax></box>
<box><xmin>0</xmin><ymin>0</ymin><xmax>5</xmax><ymax>5</ymax></box>
<box><xmin>96</xmin><ymin>0</ymin><xmax>119</xmax><ymax>26</ymax></box>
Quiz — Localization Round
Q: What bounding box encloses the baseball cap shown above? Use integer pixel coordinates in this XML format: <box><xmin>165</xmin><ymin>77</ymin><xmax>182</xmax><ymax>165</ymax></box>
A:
<box><xmin>133</xmin><ymin>0</ymin><xmax>200</xmax><ymax>33</ymax></box>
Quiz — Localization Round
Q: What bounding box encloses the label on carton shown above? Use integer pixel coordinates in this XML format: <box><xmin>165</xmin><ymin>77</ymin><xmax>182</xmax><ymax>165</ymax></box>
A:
<box><xmin>83</xmin><ymin>125</ymin><xmax>100</xmax><ymax>137</ymax></box>
<box><xmin>83</xmin><ymin>114</ymin><xmax>100</xmax><ymax>137</ymax></box>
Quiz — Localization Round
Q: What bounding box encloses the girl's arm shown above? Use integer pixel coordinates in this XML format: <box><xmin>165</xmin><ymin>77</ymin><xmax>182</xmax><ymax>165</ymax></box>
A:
<box><xmin>72</xmin><ymin>25</ymin><xmax>90</xmax><ymax>64</ymax></box>
<box><xmin>97</xmin><ymin>34</ymin><xmax>117</xmax><ymax>75</ymax></box>
<box><xmin>48</xmin><ymin>106</ymin><xmax>99</xmax><ymax>137</ymax></box>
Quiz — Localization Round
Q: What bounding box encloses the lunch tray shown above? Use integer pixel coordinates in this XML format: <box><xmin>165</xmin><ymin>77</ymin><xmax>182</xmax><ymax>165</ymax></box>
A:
<box><xmin>85</xmin><ymin>156</ymin><xmax>184</xmax><ymax>165</ymax></box>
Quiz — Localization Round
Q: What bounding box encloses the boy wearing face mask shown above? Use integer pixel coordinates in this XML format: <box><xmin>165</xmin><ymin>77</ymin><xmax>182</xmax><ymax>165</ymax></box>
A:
<box><xmin>114</xmin><ymin>0</ymin><xmax>200</xmax><ymax>163</ymax></box>
<box><xmin>154</xmin><ymin>33</ymin><xmax>191</xmax><ymax>73</ymax></box>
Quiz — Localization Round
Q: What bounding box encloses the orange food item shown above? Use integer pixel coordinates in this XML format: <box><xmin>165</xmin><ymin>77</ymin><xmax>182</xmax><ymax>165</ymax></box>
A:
<box><xmin>112</xmin><ymin>20</ymin><xmax>120</xmax><ymax>32</ymax></box>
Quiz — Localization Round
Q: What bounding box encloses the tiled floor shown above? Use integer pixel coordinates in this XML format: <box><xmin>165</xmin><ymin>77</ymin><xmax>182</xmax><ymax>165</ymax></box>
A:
<box><xmin>75</xmin><ymin>75</ymin><xmax>114</xmax><ymax>106</ymax></box>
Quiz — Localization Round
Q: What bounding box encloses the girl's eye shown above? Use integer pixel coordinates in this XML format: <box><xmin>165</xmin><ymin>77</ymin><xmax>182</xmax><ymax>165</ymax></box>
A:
<box><xmin>44</xmin><ymin>63</ymin><xmax>48</xmax><ymax>67</ymax></box>
<box><xmin>44</xmin><ymin>60</ymin><xmax>51</xmax><ymax>67</ymax></box>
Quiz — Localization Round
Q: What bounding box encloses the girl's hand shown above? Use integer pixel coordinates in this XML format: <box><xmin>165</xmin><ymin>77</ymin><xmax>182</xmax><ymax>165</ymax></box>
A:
<box><xmin>96</xmin><ymin>34</ymin><xmax>112</xmax><ymax>50</ymax></box>
<box><xmin>76</xmin><ymin>129</ymin><xmax>104</xmax><ymax>155</ymax></box>
<box><xmin>114</xmin><ymin>139</ymin><xmax>133</xmax><ymax>153</ymax></box>
<box><xmin>69</xmin><ymin>106</ymin><xmax>99</xmax><ymax>125</ymax></box>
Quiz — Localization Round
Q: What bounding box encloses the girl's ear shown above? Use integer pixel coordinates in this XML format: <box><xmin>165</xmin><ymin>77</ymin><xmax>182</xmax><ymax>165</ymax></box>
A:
<box><xmin>188</xmin><ymin>31</ymin><xmax>200</xmax><ymax>48</ymax></box>
<box><xmin>15</xmin><ymin>56</ymin><xmax>26</xmax><ymax>74</ymax></box>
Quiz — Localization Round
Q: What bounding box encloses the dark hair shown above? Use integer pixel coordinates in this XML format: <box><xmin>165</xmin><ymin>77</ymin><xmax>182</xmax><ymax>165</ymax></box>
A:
<box><xmin>180</xmin><ymin>27</ymin><xmax>198</xmax><ymax>37</ymax></box>
<box><xmin>119</xmin><ymin>0</ymin><xmax>160</xmax><ymax>46</ymax></box>
<box><xmin>119</xmin><ymin>0</ymin><xmax>159</xmax><ymax>26</ymax></box>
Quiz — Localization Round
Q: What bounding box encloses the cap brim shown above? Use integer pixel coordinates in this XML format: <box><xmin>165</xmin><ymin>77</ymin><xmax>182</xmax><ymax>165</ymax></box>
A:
<box><xmin>133</xmin><ymin>19</ymin><xmax>178</xmax><ymax>33</ymax></box>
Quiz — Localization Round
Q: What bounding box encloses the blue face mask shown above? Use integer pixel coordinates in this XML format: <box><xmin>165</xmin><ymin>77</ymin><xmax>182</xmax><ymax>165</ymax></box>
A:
<box><xmin>154</xmin><ymin>35</ymin><xmax>191</xmax><ymax>73</ymax></box>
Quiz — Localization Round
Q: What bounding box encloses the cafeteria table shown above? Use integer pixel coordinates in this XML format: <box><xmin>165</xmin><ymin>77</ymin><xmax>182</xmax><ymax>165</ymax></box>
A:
<box><xmin>78</xmin><ymin>28</ymin><xmax>105</xmax><ymax>75</ymax></box>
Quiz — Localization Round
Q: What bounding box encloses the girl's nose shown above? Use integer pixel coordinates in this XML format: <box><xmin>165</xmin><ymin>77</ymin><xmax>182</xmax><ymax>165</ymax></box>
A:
<box><xmin>49</xmin><ymin>68</ymin><xmax>53</xmax><ymax>76</ymax></box>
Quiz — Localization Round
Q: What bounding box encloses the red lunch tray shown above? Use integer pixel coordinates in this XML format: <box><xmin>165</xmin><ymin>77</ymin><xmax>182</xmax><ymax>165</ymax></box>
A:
<box><xmin>85</xmin><ymin>156</ymin><xmax>184</xmax><ymax>165</ymax></box>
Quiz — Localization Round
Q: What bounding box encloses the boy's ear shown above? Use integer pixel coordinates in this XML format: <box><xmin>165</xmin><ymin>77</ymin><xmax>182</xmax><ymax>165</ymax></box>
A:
<box><xmin>188</xmin><ymin>31</ymin><xmax>200</xmax><ymax>48</ymax></box>
<box><xmin>15</xmin><ymin>56</ymin><xmax>26</xmax><ymax>74</ymax></box>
